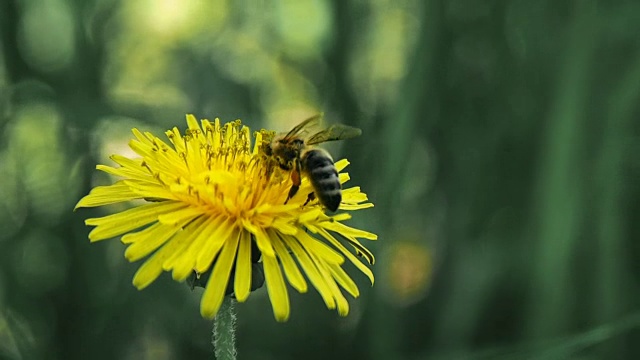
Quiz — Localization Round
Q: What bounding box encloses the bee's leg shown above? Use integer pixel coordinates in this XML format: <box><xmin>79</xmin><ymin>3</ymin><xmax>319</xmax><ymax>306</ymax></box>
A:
<box><xmin>303</xmin><ymin>192</ymin><xmax>316</xmax><ymax>206</ymax></box>
<box><xmin>285</xmin><ymin>161</ymin><xmax>302</xmax><ymax>204</ymax></box>
<box><xmin>285</xmin><ymin>184</ymin><xmax>299</xmax><ymax>204</ymax></box>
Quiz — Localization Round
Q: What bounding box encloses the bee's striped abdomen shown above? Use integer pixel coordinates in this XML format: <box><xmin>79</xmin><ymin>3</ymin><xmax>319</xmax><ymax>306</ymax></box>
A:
<box><xmin>302</xmin><ymin>149</ymin><xmax>341</xmax><ymax>212</ymax></box>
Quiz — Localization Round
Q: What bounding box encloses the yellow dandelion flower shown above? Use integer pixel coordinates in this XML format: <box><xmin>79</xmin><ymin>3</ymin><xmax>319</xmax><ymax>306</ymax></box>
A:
<box><xmin>75</xmin><ymin>114</ymin><xmax>377</xmax><ymax>321</ymax></box>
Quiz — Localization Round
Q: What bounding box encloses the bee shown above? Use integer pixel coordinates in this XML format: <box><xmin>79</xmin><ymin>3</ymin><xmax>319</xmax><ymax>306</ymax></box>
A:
<box><xmin>265</xmin><ymin>114</ymin><xmax>362</xmax><ymax>212</ymax></box>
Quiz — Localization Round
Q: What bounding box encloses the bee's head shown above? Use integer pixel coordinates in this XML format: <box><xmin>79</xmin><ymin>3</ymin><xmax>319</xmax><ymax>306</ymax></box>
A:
<box><xmin>269</xmin><ymin>137</ymin><xmax>283</xmax><ymax>155</ymax></box>
<box><xmin>257</xmin><ymin>129</ymin><xmax>276</xmax><ymax>156</ymax></box>
<box><xmin>267</xmin><ymin>137</ymin><xmax>302</xmax><ymax>170</ymax></box>
<box><xmin>263</xmin><ymin>142</ymin><xmax>273</xmax><ymax>156</ymax></box>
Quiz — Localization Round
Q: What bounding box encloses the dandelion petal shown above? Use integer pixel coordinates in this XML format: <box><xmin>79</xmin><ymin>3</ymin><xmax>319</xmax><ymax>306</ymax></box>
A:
<box><xmin>234</xmin><ymin>231</ymin><xmax>253</xmax><ymax>302</ymax></box>
<box><xmin>318</xmin><ymin>229</ymin><xmax>374</xmax><ymax>285</ymax></box>
<box><xmin>195</xmin><ymin>219</ymin><xmax>235</xmax><ymax>272</ymax></box>
<box><xmin>315</xmin><ymin>259</ymin><xmax>350</xmax><ymax>316</ymax></box>
<box><xmin>86</xmin><ymin>202</ymin><xmax>186</xmax><ymax>241</ymax></box>
<box><xmin>263</xmin><ymin>254</ymin><xmax>290</xmax><ymax>322</ymax></box>
<box><xmin>132</xmin><ymin>238</ymin><xmax>179</xmax><ymax>289</ymax></box>
<box><xmin>74</xmin><ymin>183</ymin><xmax>139</xmax><ymax>209</ymax></box>
<box><xmin>200</xmin><ymin>229</ymin><xmax>240</xmax><ymax>319</ymax></box>
<box><xmin>269</xmin><ymin>230</ymin><xmax>307</xmax><ymax>293</ymax></box>
<box><xmin>281</xmin><ymin>235</ymin><xmax>336</xmax><ymax>310</ymax></box>
<box><xmin>123</xmin><ymin>221</ymin><xmax>186</xmax><ymax>262</ymax></box>
<box><xmin>327</xmin><ymin>263</ymin><xmax>360</xmax><ymax>298</ymax></box>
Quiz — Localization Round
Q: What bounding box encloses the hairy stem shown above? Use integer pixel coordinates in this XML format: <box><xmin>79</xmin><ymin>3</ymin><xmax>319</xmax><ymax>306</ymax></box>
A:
<box><xmin>213</xmin><ymin>296</ymin><xmax>237</xmax><ymax>360</ymax></box>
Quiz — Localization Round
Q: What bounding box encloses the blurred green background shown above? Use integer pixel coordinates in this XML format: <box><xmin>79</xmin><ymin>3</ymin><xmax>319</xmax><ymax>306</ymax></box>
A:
<box><xmin>1</xmin><ymin>0</ymin><xmax>640</xmax><ymax>359</ymax></box>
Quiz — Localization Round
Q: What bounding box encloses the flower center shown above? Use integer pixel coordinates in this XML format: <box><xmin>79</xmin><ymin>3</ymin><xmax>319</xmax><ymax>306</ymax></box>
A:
<box><xmin>168</xmin><ymin>121</ymin><xmax>289</xmax><ymax>223</ymax></box>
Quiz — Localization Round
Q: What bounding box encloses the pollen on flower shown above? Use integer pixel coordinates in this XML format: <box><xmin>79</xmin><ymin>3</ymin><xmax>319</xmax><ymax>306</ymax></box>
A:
<box><xmin>76</xmin><ymin>114</ymin><xmax>377</xmax><ymax>322</ymax></box>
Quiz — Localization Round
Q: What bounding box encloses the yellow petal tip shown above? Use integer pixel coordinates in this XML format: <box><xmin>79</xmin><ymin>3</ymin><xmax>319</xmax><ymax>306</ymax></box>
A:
<box><xmin>275</xmin><ymin>313</ymin><xmax>290</xmax><ymax>322</ymax></box>
<box><xmin>200</xmin><ymin>302</ymin><xmax>218</xmax><ymax>320</ymax></box>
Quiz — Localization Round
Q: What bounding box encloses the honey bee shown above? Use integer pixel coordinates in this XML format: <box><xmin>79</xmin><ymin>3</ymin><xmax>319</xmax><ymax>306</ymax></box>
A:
<box><xmin>265</xmin><ymin>114</ymin><xmax>362</xmax><ymax>212</ymax></box>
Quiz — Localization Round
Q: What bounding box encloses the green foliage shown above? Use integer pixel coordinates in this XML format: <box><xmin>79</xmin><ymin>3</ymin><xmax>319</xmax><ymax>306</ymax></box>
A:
<box><xmin>0</xmin><ymin>0</ymin><xmax>639</xmax><ymax>359</ymax></box>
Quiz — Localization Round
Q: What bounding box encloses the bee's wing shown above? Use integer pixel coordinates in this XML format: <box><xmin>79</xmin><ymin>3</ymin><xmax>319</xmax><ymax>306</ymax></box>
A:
<box><xmin>283</xmin><ymin>114</ymin><xmax>322</xmax><ymax>140</ymax></box>
<box><xmin>307</xmin><ymin>124</ymin><xmax>362</xmax><ymax>145</ymax></box>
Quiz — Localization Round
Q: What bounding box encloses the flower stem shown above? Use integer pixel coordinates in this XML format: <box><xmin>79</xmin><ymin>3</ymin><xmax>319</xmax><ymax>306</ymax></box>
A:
<box><xmin>213</xmin><ymin>296</ymin><xmax>237</xmax><ymax>360</ymax></box>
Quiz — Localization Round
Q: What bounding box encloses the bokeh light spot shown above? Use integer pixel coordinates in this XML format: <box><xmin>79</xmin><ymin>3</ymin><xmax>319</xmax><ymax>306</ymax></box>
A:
<box><xmin>12</xmin><ymin>229</ymin><xmax>69</xmax><ymax>296</ymax></box>
<box><xmin>384</xmin><ymin>241</ymin><xmax>432</xmax><ymax>306</ymax></box>
<box><xmin>18</xmin><ymin>0</ymin><xmax>76</xmax><ymax>73</ymax></box>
